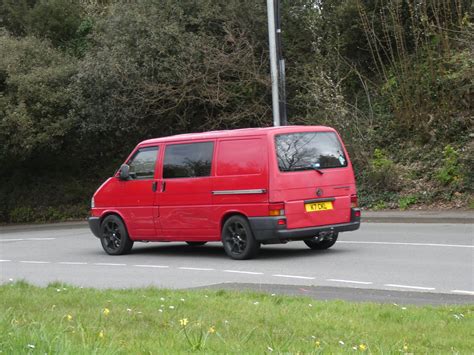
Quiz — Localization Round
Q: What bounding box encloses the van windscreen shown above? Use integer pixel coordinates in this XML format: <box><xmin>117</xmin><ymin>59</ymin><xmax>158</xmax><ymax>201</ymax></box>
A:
<box><xmin>275</xmin><ymin>132</ymin><xmax>347</xmax><ymax>172</ymax></box>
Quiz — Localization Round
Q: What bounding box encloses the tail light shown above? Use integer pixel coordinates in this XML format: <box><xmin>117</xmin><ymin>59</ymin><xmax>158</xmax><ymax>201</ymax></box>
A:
<box><xmin>350</xmin><ymin>194</ymin><xmax>358</xmax><ymax>208</ymax></box>
<box><xmin>269</xmin><ymin>202</ymin><xmax>285</xmax><ymax>216</ymax></box>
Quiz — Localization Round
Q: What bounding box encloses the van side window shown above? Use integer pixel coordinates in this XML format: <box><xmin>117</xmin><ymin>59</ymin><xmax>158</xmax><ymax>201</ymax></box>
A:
<box><xmin>217</xmin><ymin>139</ymin><xmax>264</xmax><ymax>176</ymax></box>
<box><xmin>127</xmin><ymin>146</ymin><xmax>159</xmax><ymax>180</ymax></box>
<box><xmin>163</xmin><ymin>142</ymin><xmax>214</xmax><ymax>179</ymax></box>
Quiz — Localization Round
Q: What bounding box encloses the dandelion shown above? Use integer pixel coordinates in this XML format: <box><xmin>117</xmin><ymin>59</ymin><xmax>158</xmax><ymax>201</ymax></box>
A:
<box><xmin>401</xmin><ymin>307</ymin><xmax>407</xmax><ymax>310</ymax></box>
<box><xmin>267</xmin><ymin>346</ymin><xmax>274</xmax><ymax>352</ymax></box>
<box><xmin>126</xmin><ymin>308</ymin><xmax>132</xmax><ymax>312</ymax></box>
<box><xmin>208</xmin><ymin>326</ymin><xmax>216</xmax><ymax>334</ymax></box>
<box><xmin>403</xmin><ymin>344</ymin><xmax>408</xmax><ymax>352</ymax></box>
<box><xmin>103</xmin><ymin>308</ymin><xmax>110</xmax><ymax>316</ymax></box>
<box><xmin>160</xmin><ymin>297</ymin><xmax>165</xmax><ymax>301</ymax></box>
<box><xmin>180</xmin><ymin>298</ymin><xmax>185</xmax><ymax>302</ymax></box>
<box><xmin>352</xmin><ymin>346</ymin><xmax>358</xmax><ymax>350</ymax></box>
<box><xmin>308</xmin><ymin>304</ymin><xmax>313</xmax><ymax>307</ymax></box>
<box><xmin>158</xmin><ymin>309</ymin><xmax>163</xmax><ymax>313</ymax></box>
<box><xmin>56</xmin><ymin>288</ymin><xmax>61</xmax><ymax>292</ymax></box>
<box><xmin>179</xmin><ymin>318</ymin><xmax>189</xmax><ymax>326</ymax></box>
<box><xmin>98</xmin><ymin>330</ymin><xmax>104</xmax><ymax>338</ymax></box>
<box><xmin>253</xmin><ymin>302</ymin><xmax>259</xmax><ymax>305</ymax></box>
<box><xmin>66</xmin><ymin>314</ymin><xmax>73</xmax><ymax>321</ymax></box>
<box><xmin>359</xmin><ymin>343</ymin><xmax>367</xmax><ymax>351</ymax></box>
<box><xmin>204</xmin><ymin>295</ymin><xmax>209</xmax><ymax>298</ymax></box>
<box><xmin>27</xmin><ymin>344</ymin><xmax>35</xmax><ymax>349</ymax></box>
<box><xmin>315</xmin><ymin>340</ymin><xmax>321</xmax><ymax>347</ymax></box>
<box><xmin>339</xmin><ymin>340</ymin><xmax>345</xmax><ymax>346</ymax></box>
<box><xmin>169</xmin><ymin>306</ymin><xmax>175</xmax><ymax>309</ymax></box>
<box><xmin>271</xmin><ymin>293</ymin><xmax>276</xmax><ymax>296</ymax></box>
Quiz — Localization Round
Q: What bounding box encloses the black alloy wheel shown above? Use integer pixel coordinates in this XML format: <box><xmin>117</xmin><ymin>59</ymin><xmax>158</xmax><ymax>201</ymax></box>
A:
<box><xmin>222</xmin><ymin>215</ymin><xmax>260</xmax><ymax>260</ymax></box>
<box><xmin>186</xmin><ymin>241</ymin><xmax>207</xmax><ymax>246</ymax></box>
<box><xmin>100</xmin><ymin>215</ymin><xmax>134</xmax><ymax>255</ymax></box>
<box><xmin>304</xmin><ymin>232</ymin><xmax>339</xmax><ymax>250</ymax></box>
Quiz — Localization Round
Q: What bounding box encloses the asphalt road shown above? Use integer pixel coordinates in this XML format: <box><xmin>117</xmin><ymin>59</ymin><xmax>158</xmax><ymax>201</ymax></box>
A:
<box><xmin>1</xmin><ymin>222</ymin><xmax>473</xmax><ymax>304</ymax></box>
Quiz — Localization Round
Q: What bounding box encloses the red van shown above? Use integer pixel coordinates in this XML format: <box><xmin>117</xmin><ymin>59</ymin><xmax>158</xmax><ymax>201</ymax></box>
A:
<box><xmin>88</xmin><ymin>126</ymin><xmax>360</xmax><ymax>259</ymax></box>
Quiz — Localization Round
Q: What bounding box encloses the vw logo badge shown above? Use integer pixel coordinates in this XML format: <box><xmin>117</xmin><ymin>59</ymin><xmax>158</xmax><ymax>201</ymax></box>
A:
<box><xmin>316</xmin><ymin>188</ymin><xmax>323</xmax><ymax>197</ymax></box>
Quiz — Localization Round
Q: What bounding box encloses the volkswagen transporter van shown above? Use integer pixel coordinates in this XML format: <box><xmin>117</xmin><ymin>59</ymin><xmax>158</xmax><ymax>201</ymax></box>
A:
<box><xmin>88</xmin><ymin>126</ymin><xmax>360</xmax><ymax>259</ymax></box>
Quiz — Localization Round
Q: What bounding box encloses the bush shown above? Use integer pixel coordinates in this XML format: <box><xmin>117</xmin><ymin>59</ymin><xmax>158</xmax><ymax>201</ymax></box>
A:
<box><xmin>365</xmin><ymin>149</ymin><xmax>399</xmax><ymax>193</ymax></box>
<box><xmin>0</xmin><ymin>33</ymin><xmax>77</xmax><ymax>163</ymax></box>
<box><xmin>398</xmin><ymin>195</ymin><xmax>418</xmax><ymax>210</ymax></box>
<box><xmin>436</xmin><ymin>145</ymin><xmax>462</xmax><ymax>186</ymax></box>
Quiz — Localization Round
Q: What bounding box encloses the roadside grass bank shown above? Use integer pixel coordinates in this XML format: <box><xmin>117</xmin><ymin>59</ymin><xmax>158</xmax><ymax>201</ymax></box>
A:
<box><xmin>1</xmin><ymin>282</ymin><xmax>473</xmax><ymax>353</ymax></box>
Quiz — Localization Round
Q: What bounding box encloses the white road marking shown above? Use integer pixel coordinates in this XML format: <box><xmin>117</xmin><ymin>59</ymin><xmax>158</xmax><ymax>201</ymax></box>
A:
<box><xmin>451</xmin><ymin>290</ymin><xmax>474</xmax><ymax>296</ymax></box>
<box><xmin>273</xmin><ymin>274</ymin><xmax>315</xmax><ymax>280</ymax></box>
<box><xmin>178</xmin><ymin>267</ymin><xmax>215</xmax><ymax>271</ymax></box>
<box><xmin>223</xmin><ymin>270</ymin><xmax>264</xmax><ymax>275</ymax></box>
<box><xmin>28</xmin><ymin>238</ymin><xmax>56</xmax><ymax>241</ymax></box>
<box><xmin>384</xmin><ymin>284</ymin><xmax>435</xmax><ymax>291</ymax></box>
<box><xmin>58</xmin><ymin>262</ymin><xmax>88</xmax><ymax>265</ymax></box>
<box><xmin>93</xmin><ymin>263</ymin><xmax>126</xmax><ymax>266</ymax></box>
<box><xmin>0</xmin><ymin>259</ymin><xmax>12</xmax><ymax>262</ymax></box>
<box><xmin>339</xmin><ymin>241</ymin><xmax>473</xmax><ymax>248</ymax></box>
<box><xmin>0</xmin><ymin>238</ymin><xmax>56</xmax><ymax>242</ymax></box>
<box><xmin>134</xmin><ymin>264</ymin><xmax>169</xmax><ymax>268</ymax></box>
<box><xmin>327</xmin><ymin>279</ymin><xmax>373</xmax><ymax>285</ymax></box>
<box><xmin>20</xmin><ymin>261</ymin><xmax>51</xmax><ymax>264</ymax></box>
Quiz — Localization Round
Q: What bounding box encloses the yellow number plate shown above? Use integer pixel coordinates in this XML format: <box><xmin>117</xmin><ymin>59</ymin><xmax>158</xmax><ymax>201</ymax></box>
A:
<box><xmin>305</xmin><ymin>201</ymin><xmax>333</xmax><ymax>212</ymax></box>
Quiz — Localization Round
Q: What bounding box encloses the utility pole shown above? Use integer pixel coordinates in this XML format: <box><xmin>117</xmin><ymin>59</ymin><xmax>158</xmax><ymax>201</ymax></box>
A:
<box><xmin>267</xmin><ymin>0</ymin><xmax>287</xmax><ymax>127</ymax></box>
<box><xmin>274</xmin><ymin>0</ymin><xmax>288</xmax><ymax>126</ymax></box>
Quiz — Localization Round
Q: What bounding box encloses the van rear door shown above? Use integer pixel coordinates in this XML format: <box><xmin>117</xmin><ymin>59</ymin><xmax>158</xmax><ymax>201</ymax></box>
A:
<box><xmin>270</xmin><ymin>130</ymin><xmax>356</xmax><ymax>229</ymax></box>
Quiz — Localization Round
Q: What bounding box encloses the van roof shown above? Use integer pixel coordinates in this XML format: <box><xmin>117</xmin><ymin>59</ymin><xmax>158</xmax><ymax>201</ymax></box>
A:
<box><xmin>139</xmin><ymin>125</ymin><xmax>335</xmax><ymax>146</ymax></box>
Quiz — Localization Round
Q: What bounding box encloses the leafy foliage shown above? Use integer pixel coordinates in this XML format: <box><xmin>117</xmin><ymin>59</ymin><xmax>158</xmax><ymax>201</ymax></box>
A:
<box><xmin>0</xmin><ymin>33</ymin><xmax>77</xmax><ymax>162</ymax></box>
<box><xmin>0</xmin><ymin>0</ymin><xmax>472</xmax><ymax>222</ymax></box>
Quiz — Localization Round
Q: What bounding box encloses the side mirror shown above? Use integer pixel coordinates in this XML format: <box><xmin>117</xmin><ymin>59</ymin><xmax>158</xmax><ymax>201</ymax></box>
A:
<box><xmin>119</xmin><ymin>164</ymin><xmax>130</xmax><ymax>180</ymax></box>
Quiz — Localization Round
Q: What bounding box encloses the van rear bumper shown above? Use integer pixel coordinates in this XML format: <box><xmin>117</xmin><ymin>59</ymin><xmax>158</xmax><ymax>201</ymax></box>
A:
<box><xmin>248</xmin><ymin>208</ymin><xmax>361</xmax><ymax>244</ymax></box>
<box><xmin>88</xmin><ymin>217</ymin><xmax>101</xmax><ymax>238</ymax></box>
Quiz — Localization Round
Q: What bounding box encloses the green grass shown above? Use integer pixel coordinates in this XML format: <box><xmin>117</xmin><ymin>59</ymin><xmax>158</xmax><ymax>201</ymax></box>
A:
<box><xmin>1</xmin><ymin>282</ymin><xmax>473</xmax><ymax>354</ymax></box>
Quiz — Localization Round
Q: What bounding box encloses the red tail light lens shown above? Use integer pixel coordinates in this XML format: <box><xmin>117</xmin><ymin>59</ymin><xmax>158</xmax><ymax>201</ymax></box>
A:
<box><xmin>269</xmin><ymin>203</ymin><xmax>285</xmax><ymax>216</ymax></box>
<box><xmin>350</xmin><ymin>194</ymin><xmax>358</xmax><ymax>208</ymax></box>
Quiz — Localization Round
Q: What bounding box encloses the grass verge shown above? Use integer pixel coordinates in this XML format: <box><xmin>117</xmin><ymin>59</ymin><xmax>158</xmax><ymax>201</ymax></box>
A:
<box><xmin>1</xmin><ymin>282</ymin><xmax>473</xmax><ymax>353</ymax></box>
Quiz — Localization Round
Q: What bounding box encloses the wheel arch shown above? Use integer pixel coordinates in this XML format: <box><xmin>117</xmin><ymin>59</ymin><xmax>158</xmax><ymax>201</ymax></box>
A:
<box><xmin>220</xmin><ymin>211</ymin><xmax>249</xmax><ymax>232</ymax></box>
<box><xmin>99</xmin><ymin>211</ymin><xmax>131</xmax><ymax>237</ymax></box>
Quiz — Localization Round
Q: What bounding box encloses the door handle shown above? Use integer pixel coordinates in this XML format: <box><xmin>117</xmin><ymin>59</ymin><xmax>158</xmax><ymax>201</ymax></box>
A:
<box><xmin>161</xmin><ymin>181</ymin><xmax>166</xmax><ymax>192</ymax></box>
<box><xmin>152</xmin><ymin>181</ymin><xmax>157</xmax><ymax>192</ymax></box>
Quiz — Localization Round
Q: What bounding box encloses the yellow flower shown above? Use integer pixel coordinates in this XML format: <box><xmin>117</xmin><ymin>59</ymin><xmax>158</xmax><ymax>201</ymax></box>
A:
<box><xmin>66</xmin><ymin>314</ymin><xmax>73</xmax><ymax>321</ymax></box>
<box><xmin>208</xmin><ymin>326</ymin><xmax>216</xmax><ymax>334</ymax></box>
<box><xmin>315</xmin><ymin>340</ymin><xmax>321</xmax><ymax>347</ymax></box>
<box><xmin>103</xmin><ymin>308</ymin><xmax>110</xmax><ymax>316</ymax></box>
<box><xmin>179</xmin><ymin>318</ymin><xmax>189</xmax><ymax>326</ymax></box>
<box><xmin>403</xmin><ymin>344</ymin><xmax>408</xmax><ymax>352</ymax></box>
<box><xmin>359</xmin><ymin>343</ymin><xmax>367</xmax><ymax>351</ymax></box>
<box><xmin>98</xmin><ymin>330</ymin><xmax>104</xmax><ymax>338</ymax></box>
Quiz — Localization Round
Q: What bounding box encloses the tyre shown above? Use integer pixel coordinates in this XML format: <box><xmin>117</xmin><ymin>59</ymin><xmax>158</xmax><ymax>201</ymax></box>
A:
<box><xmin>186</xmin><ymin>241</ymin><xmax>207</xmax><ymax>246</ymax></box>
<box><xmin>100</xmin><ymin>215</ymin><xmax>134</xmax><ymax>255</ymax></box>
<box><xmin>304</xmin><ymin>232</ymin><xmax>338</xmax><ymax>250</ymax></box>
<box><xmin>221</xmin><ymin>215</ymin><xmax>260</xmax><ymax>260</ymax></box>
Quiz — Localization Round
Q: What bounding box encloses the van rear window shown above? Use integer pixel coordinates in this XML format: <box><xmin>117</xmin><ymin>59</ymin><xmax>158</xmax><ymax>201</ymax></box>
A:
<box><xmin>275</xmin><ymin>132</ymin><xmax>347</xmax><ymax>172</ymax></box>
